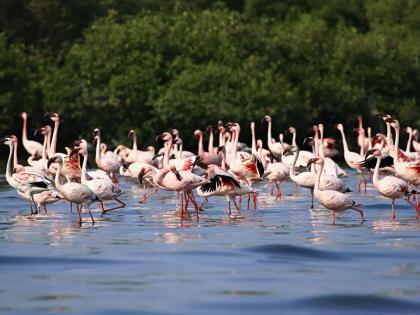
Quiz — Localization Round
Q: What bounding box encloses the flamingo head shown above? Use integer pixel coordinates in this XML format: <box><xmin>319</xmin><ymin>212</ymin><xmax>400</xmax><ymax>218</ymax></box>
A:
<box><xmin>0</xmin><ymin>136</ymin><xmax>13</xmax><ymax>146</ymax></box>
<box><xmin>169</xmin><ymin>165</ymin><xmax>182</xmax><ymax>181</ymax></box>
<box><xmin>334</xmin><ymin>123</ymin><xmax>344</xmax><ymax>131</ymax></box>
<box><xmin>256</xmin><ymin>139</ymin><xmax>263</xmax><ymax>149</ymax></box>
<box><xmin>171</xmin><ymin>128</ymin><xmax>179</xmax><ymax>138</ymax></box>
<box><xmin>251</xmin><ymin>122</ymin><xmax>255</xmax><ymax>129</ymax></box>
<box><xmin>206</xmin><ymin>125</ymin><xmax>213</xmax><ymax>133</ymax></box>
<box><xmin>173</xmin><ymin>137</ymin><xmax>183</xmax><ymax>146</ymax></box>
<box><xmin>283</xmin><ymin>145</ymin><xmax>298</xmax><ymax>155</ymax></box>
<box><xmin>71</xmin><ymin>139</ymin><xmax>87</xmax><ymax>156</ymax></box>
<box><xmin>216</xmin><ymin>145</ymin><xmax>225</xmax><ymax>155</ymax></box>
<box><xmin>194</xmin><ymin>129</ymin><xmax>202</xmax><ymax>138</ymax></box>
<box><xmin>138</xmin><ymin>167</ymin><xmax>152</xmax><ymax>185</ymax></box>
<box><xmin>10</xmin><ymin>135</ymin><xmax>18</xmax><ymax>144</ymax></box>
<box><xmin>366</xmin><ymin>148</ymin><xmax>381</xmax><ymax>157</ymax></box>
<box><xmin>128</xmin><ymin>129</ymin><xmax>136</xmax><ymax>138</ymax></box>
<box><xmin>93</xmin><ymin>128</ymin><xmax>100</xmax><ymax>138</ymax></box>
<box><xmin>318</xmin><ymin>123</ymin><xmax>324</xmax><ymax>132</ymax></box>
<box><xmin>47</xmin><ymin>154</ymin><xmax>63</xmax><ymax>168</ymax></box>
<box><xmin>287</xmin><ymin>127</ymin><xmax>296</xmax><ymax>134</ymax></box>
<box><xmin>403</xmin><ymin>126</ymin><xmax>412</xmax><ymax>134</ymax></box>
<box><xmin>20</xmin><ymin>112</ymin><xmax>27</xmax><ymax>119</ymax></box>
<box><xmin>307</xmin><ymin>156</ymin><xmax>324</xmax><ymax>167</ymax></box>
<box><xmin>44</xmin><ymin>112</ymin><xmax>60</xmax><ymax>122</ymax></box>
<box><xmin>303</xmin><ymin>137</ymin><xmax>314</xmax><ymax>148</ymax></box>
<box><xmin>262</xmin><ymin>115</ymin><xmax>271</xmax><ymax>123</ymax></box>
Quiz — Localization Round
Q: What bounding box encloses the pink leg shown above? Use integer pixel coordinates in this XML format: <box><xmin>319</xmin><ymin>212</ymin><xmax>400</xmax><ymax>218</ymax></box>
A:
<box><xmin>180</xmin><ymin>193</ymin><xmax>184</xmax><ymax>226</ymax></box>
<box><xmin>310</xmin><ymin>189</ymin><xmax>314</xmax><ymax>209</ymax></box>
<box><xmin>187</xmin><ymin>191</ymin><xmax>200</xmax><ymax>221</ymax></box>
<box><xmin>70</xmin><ymin>202</ymin><xmax>73</xmax><ymax>213</ymax></box>
<box><xmin>270</xmin><ymin>183</ymin><xmax>274</xmax><ymax>196</ymax></box>
<box><xmin>233</xmin><ymin>198</ymin><xmax>241</xmax><ymax>214</ymax></box>
<box><xmin>44</xmin><ymin>205</ymin><xmax>48</xmax><ymax>214</ymax></box>
<box><xmin>253</xmin><ymin>192</ymin><xmax>257</xmax><ymax>210</ymax></box>
<box><xmin>228</xmin><ymin>200</ymin><xmax>232</xmax><ymax>216</ymax></box>
<box><xmin>102</xmin><ymin>198</ymin><xmax>126</xmax><ymax>214</ymax></box>
<box><xmin>239</xmin><ymin>196</ymin><xmax>242</xmax><ymax>210</ymax></box>
<box><xmin>391</xmin><ymin>199</ymin><xmax>396</xmax><ymax>219</ymax></box>
<box><xmin>199</xmin><ymin>197</ymin><xmax>208</xmax><ymax>210</ymax></box>
<box><xmin>352</xmin><ymin>208</ymin><xmax>365</xmax><ymax>221</ymax></box>
<box><xmin>88</xmin><ymin>208</ymin><xmax>95</xmax><ymax>225</ymax></box>
<box><xmin>275</xmin><ymin>183</ymin><xmax>282</xmax><ymax>200</ymax></box>
<box><xmin>247</xmin><ymin>194</ymin><xmax>251</xmax><ymax>210</ymax></box>
<box><xmin>332</xmin><ymin>212</ymin><xmax>336</xmax><ymax>225</ymax></box>
<box><xmin>76</xmin><ymin>205</ymin><xmax>82</xmax><ymax>225</ymax></box>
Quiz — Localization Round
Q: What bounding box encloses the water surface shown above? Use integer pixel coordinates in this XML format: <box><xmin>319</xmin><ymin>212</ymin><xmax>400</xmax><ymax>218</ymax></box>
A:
<box><xmin>1</xmin><ymin>171</ymin><xmax>420</xmax><ymax>314</ymax></box>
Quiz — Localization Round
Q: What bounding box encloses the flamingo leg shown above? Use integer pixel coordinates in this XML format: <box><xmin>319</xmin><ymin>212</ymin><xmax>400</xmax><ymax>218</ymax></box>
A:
<box><xmin>187</xmin><ymin>191</ymin><xmax>200</xmax><ymax>221</ymax></box>
<box><xmin>76</xmin><ymin>205</ymin><xmax>82</xmax><ymax>225</ymax></box>
<box><xmin>102</xmin><ymin>198</ymin><xmax>126</xmax><ymax>214</ymax></box>
<box><xmin>233</xmin><ymin>198</ymin><xmax>241</xmax><ymax>214</ymax></box>
<box><xmin>87</xmin><ymin>207</ymin><xmax>95</xmax><ymax>225</ymax></box>
<box><xmin>332</xmin><ymin>212</ymin><xmax>336</xmax><ymax>225</ymax></box>
<box><xmin>310</xmin><ymin>189</ymin><xmax>314</xmax><ymax>209</ymax></box>
<box><xmin>31</xmin><ymin>195</ymin><xmax>39</xmax><ymax>215</ymax></box>
<box><xmin>392</xmin><ymin>199</ymin><xmax>396</xmax><ymax>219</ymax></box>
<box><xmin>239</xmin><ymin>195</ymin><xmax>242</xmax><ymax>210</ymax></box>
<box><xmin>253</xmin><ymin>192</ymin><xmax>257</xmax><ymax>210</ymax></box>
<box><xmin>247</xmin><ymin>194</ymin><xmax>251</xmax><ymax>210</ymax></box>
<box><xmin>270</xmin><ymin>183</ymin><xmax>273</xmax><ymax>196</ymax></box>
<box><xmin>43</xmin><ymin>205</ymin><xmax>48</xmax><ymax>214</ymax></box>
<box><xmin>275</xmin><ymin>183</ymin><xmax>281</xmax><ymax>200</ymax></box>
<box><xmin>199</xmin><ymin>197</ymin><xmax>208</xmax><ymax>210</ymax></box>
<box><xmin>180</xmin><ymin>192</ymin><xmax>185</xmax><ymax>226</ymax></box>
<box><xmin>70</xmin><ymin>202</ymin><xmax>73</xmax><ymax>213</ymax></box>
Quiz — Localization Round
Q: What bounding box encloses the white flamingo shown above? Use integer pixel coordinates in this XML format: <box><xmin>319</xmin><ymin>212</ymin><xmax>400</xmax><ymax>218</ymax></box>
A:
<box><xmin>308</xmin><ymin>156</ymin><xmax>364</xmax><ymax>223</ymax></box>
<box><xmin>47</xmin><ymin>155</ymin><xmax>98</xmax><ymax>225</ymax></box>
<box><xmin>20</xmin><ymin>112</ymin><xmax>43</xmax><ymax>158</ymax></box>
<box><xmin>93</xmin><ymin>128</ymin><xmax>121</xmax><ymax>182</ymax></box>
<box><xmin>73</xmin><ymin>139</ymin><xmax>125</xmax><ymax>214</ymax></box>
<box><xmin>336</xmin><ymin>123</ymin><xmax>367</xmax><ymax>192</ymax></box>
<box><xmin>370</xmin><ymin>148</ymin><xmax>418</xmax><ymax>219</ymax></box>
<box><xmin>2</xmin><ymin>136</ymin><xmax>59</xmax><ymax>214</ymax></box>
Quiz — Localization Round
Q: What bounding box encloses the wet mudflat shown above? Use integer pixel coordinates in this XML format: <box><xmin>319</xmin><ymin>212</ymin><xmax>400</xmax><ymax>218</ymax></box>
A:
<box><xmin>0</xmin><ymin>170</ymin><xmax>420</xmax><ymax>315</ymax></box>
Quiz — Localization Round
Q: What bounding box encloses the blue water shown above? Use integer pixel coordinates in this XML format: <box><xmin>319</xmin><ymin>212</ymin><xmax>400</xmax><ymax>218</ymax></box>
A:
<box><xmin>0</xmin><ymin>171</ymin><xmax>420</xmax><ymax>314</ymax></box>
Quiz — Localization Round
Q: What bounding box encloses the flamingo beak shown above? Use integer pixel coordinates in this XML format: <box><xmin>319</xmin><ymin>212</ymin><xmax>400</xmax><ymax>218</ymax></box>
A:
<box><xmin>138</xmin><ymin>168</ymin><xmax>145</xmax><ymax>185</ymax></box>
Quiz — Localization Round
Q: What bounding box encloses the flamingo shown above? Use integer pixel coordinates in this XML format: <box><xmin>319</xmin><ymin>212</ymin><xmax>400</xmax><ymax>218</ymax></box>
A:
<box><xmin>197</xmin><ymin>164</ymin><xmax>254</xmax><ymax>216</ymax></box>
<box><xmin>387</xmin><ymin>118</ymin><xmax>420</xmax><ymax>187</ymax></box>
<box><xmin>193</xmin><ymin>129</ymin><xmax>221</xmax><ymax>167</ymax></box>
<box><xmin>47</xmin><ymin>155</ymin><xmax>98</xmax><ymax>225</ymax></box>
<box><xmin>126</xmin><ymin>129</ymin><xmax>154</xmax><ymax>164</ymax></box>
<box><xmin>262</xmin><ymin>115</ymin><xmax>284</xmax><ymax>160</ymax></box>
<box><xmin>93</xmin><ymin>128</ymin><xmax>121</xmax><ymax>182</ymax></box>
<box><xmin>308</xmin><ymin>157</ymin><xmax>365</xmax><ymax>223</ymax></box>
<box><xmin>20</xmin><ymin>112</ymin><xmax>43</xmax><ymax>158</ymax></box>
<box><xmin>336</xmin><ymin>123</ymin><xmax>367</xmax><ymax>192</ymax></box>
<box><xmin>2</xmin><ymin>136</ymin><xmax>59</xmax><ymax>214</ymax></box>
<box><xmin>73</xmin><ymin>140</ymin><xmax>125</xmax><ymax>214</ymax></box>
<box><xmin>370</xmin><ymin>147</ymin><xmax>418</xmax><ymax>219</ymax></box>
<box><xmin>357</xmin><ymin>115</ymin><xmax>370</xmax><ymax>153</ymax></box>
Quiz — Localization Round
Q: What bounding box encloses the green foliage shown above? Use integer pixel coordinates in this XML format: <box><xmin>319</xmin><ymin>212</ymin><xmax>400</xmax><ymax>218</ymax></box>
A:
<box><xmin>0</xmin><ymin>0</ymin><xmax>419</xmax><ymax>151</ymax></box>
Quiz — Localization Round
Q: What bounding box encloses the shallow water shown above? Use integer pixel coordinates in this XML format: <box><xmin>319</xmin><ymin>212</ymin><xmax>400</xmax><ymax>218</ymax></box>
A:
<box><xmin>1</xmin><ymin>170</ymin><xmax>420</xmax><ymax>315</ymax></box>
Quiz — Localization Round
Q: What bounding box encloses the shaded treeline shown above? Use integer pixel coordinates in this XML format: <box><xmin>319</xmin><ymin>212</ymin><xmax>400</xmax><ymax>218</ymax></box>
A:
<box><xmin>1</xmin><ymin>0</ymin><xmax>419</xmax><ymax>154</ymax></box>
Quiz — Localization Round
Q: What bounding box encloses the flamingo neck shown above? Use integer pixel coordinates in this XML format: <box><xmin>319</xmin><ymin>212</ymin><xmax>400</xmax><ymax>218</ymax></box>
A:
<box><xmin>198</xmin><ymin>132</ymin><xmax>204</xmax><ymax>156</ymax></box>
<box><xmin>42</xmin><ymin>134</ymin><xmax>48</xmax><ymax>160</ymax></box>
<box><xmin>290</xmin><ymin>149</ymin><xmax>299</xmax><ymax>177</ymax></box>
<box><xmin>219</xmin><ymin>131</ymin><xmax>224</xmax><ymax>147</ymax></box>
<box><xmin>50</xmin><ymin>120</ymin><xmax>59</xmax><ymax>156</ymax></box>
<box><xmin>359</xmin><ymin>131</ymin><xmax>365</xmax><ymax>157</ymax></box>
<box><xmin>95</xmin><ymin>136</ymin><xmax>101</xmax><ymax>166</ymax></box>
<box><xmin>405</xmin><ymin>130</ymin><xmax>412</xmax><ymax>153</ymax></box>
<box><xmin>156</xmin><ymin>168</ymin><xmax>171</xmax><ymax>186</ymax></box>
<box><xmin>163</xmin><ymin>141</ymin><xmax>171</xmax><ymax>168</ymax></box>
<box><xmin>132</xmin><ymin>134</ymin><xmax>138</xmax><ymax>152</ymax></box>
<box><xmin>372</xmin><ymin>154</ymin><xmax>381</xmax><ymax>187</ymax></box>
<box><xmin>5</xmin><ymin>143</ymin><xmax>14</xmax><ymax>183</ymax></box>
<box><xmin>367</xmin><ymin>128</ymin><xmax>372</xmax><ymax>150</ymax></box>
<box><xmin>267</xmin><ymin>121</ymin><xmax>272</xmax><ymax>148</ymax></box>
<box><xmin>13</xmin><ymin>141</ymin><xmax>18</xmax><ymax>167</ymax></box>
<box><xmin>339</xmin><ymin>128</ymin><xmax>350</xmax><ymax>156</ymax></box>
<box><xmin>386</xmin><ymin>122</ymin><xmax>393</xmax><ymax>145</ymax></box>
<box><xmin>54</xmin><ymin>161</ymin><xmax>63</xmax><ymax>193</ymax></box>
<box><xmin>221</xmin><ymin>151</ymin><xmax>226</xmax><ymax>170</ymax></box>
<box><xmin>81</xmin><ymin>152</ymin><xmax>88</xmax><ymax>184</ymax></box>
<box><xmin>393</xmin><ymin>125</ymin><xmax>400</xmax><ymax>159</ymax></box>
<box><xmin>22</xmin><ymin>116</ymin><xmax>28</xmax><ymax>142</ymax></box>
<box><xmin>251</xmin><ymin>124</ymin><xmax>256</xmax><ymax>154</ymax></box>
<box><xmin>292</xmin><ymin>132</ymin><xmax>297</xmax><ymax>147</ymax></box>
<box><xmin>46</xmin><ymin>130</ymin><xmax>51</xmax><ymax>155</ymax></box>
<box><xmin>314</xmin><ymin>161</ymin><xmax>323</xmax><ymax>196</ymax></box>
<box><xmin>208</xmin><ymin>131</ymin><xmax>214</xmax><ymax>154</ymax></box>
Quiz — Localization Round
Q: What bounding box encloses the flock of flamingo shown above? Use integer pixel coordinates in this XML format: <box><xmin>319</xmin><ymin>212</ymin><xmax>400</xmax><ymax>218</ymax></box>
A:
<box><xmin>1</xmin><ymin>112</ymin><xmax>419</xmax><ymax>225</ymax></box>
